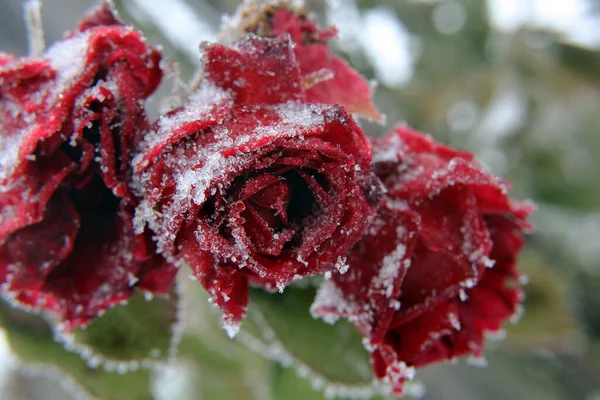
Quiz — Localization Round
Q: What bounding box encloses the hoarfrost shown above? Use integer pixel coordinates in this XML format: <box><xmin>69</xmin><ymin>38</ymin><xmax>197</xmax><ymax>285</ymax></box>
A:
<box><xmin>223</xmin><ymin>320</ymin><xmax>241</xmax><ymax>338</ymax></box>
<box><xmin>45</xmin><ymin>32</ymin><xmax>90</xmax><ymax>96</ymax></box>
<box><xmin>467</xmin><ymin>356</ymin><xmax>488</xmax><ymax>367</ymax></box>
<box><xmin>334</xmin><ymin>256</ymin><xmax>350</xmax><ymax>274</ymax></box>
<box><xmin>310</xmin><ymin>280</ymin><xmax>362</xmax><ymax>325</ymax></box>
<box><xmin>372</xmin><ymin>226</ymin><xmax>407</xmax><ymax>298</ymax></box>
<box><xmin>373</xmin><ymin>132</ymin><xmax>402</xmax><ymax>163</ymax></box>
<box><xmin>485</xmin><ymin>329</ymin><xmax>507</xmax><ymax>341</ymax></box>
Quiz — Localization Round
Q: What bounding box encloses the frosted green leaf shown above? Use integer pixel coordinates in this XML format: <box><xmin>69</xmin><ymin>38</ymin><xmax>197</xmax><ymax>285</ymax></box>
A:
<box><xmin>0</xmin><ymin>299</ymin><xmax>152</xmax><ymax>400</ymax></box>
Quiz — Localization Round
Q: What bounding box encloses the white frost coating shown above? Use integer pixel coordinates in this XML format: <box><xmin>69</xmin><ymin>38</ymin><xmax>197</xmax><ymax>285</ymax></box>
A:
<box><xmin>510</xmin><ymin>304</ymin><xmax>525</xmax><ymax>324</ymax></box>
<box><xmin>518</xmin><ymin>274</ymin><xmax>530</xmax><ymax>285</ymax></box>
<box><xmin>1</xmin><ymin>31</ymin><xmax>90</xmax><ymax>187</ymax></box>
<box><xmin>174</xmin><ymin>101</ymin><xmax>325</xmax><ymax>208</ymax></box>
<box><xmin>334</xmin><ymin>256</ymin><xmax>350</xmax><ymax>274</ymax></box>
<box><xmin>481</xmin><ymin>255</ymin><xmax>496</xmax><ymax>268</ymax></box>
<box><xmin>45</xmin><ymin>31</ymin><xmax>90</xmax><ymax>95</ymax></box>
<box><xmin>52</xmin><ymin>290</ymin><xmax>177</xmax><ymax>372</ymax></box>
<box><xmin>461</xmin><ymin>278</ymin><xmax>476</xmax><ymax>289</ymax></box>
<box><xmin>467</xmin><ymin>356</ymin><xmax>488</xmax><ymax>367</ymax></box>
<box><xmin>0</xmin><ymin>134</ymin><xmax>25</xmax><ymax>185</ymax></box>
<box><xmin>310</xmin><ymin>280</ymin><xmax>363</xmax><ymax>325</ymax></box>
<box><xmin>448</xmin><ymin>312</ymin><xmax>461</xmax><ymax>331</ymax></box>
<box><xmin>223</xmin><ymin>320</ymin><xmax>241</xmax><ymax>339</ymax></box>
<box><xmin>133</xmin><ymin>81</ymin><xmax>233</xmax><ymax>170</ymax></box>
<box><xmin>372</xmin><ymin>131</ymin><xmax>402</xmax><ymax>163</ymax></box>
<box><xmin>485</xmin><ymin>329</ymin><xmax>507</xmax><ymax>341</ymax></box>
<box><xmin>303</xmin><ymin>68</ymin><xmax>335</xmax><ymax>89</ymax></box>
<box><xmin>168</xmin><ymin>280</ymin><xmax>186</xmax><ymax>361</ymax></box>
<box><xmin>372</xmin><ymin>225</ymin><xmax>407</xmax><ymax>298</ymax></box>
<box><xmin>361</xmin><ymin>337</ymin><xmax>376</xmax><ymax>353</ymax></box>
<box><xmin>385</xmin><ymin>360</ymin><xmax>416</xmax><ymax>387</ymax></box>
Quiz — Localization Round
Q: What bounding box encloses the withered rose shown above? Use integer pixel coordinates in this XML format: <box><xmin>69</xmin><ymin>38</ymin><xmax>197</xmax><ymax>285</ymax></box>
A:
<box><xmin>0</xmin><ymin>3</ymin><xmax>172</xmax><ymax>328</ymax></box>
<box><xmin>133</xmin><ymin>33</ymin><xmax>378</xmax><ymax>334</ymax></box>
<box><xmin>312</xmin><ymin>127</ymin><xmax>532</xmax><ymax>393</ymax></box>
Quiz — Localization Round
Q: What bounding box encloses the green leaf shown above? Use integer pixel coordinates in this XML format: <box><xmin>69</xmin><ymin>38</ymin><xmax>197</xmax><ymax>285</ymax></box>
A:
<box><xmin>248</xmin><ymin>286</ymin><xmax>373</xmax><ymax>384</ymax></box>
<box><xmin>271</xmin><ymin>364</ymin><xmax>327</xmax><ymax>400</ymax></box>
<box><xmin>69</xmin><ymin>292</ymin><xmax>179</xmax><ymax>363</ymax></box>
<box><xmin>0</xmin><ymin>299</ymin><xmax>153</xmax><ymax>400</ymax></box>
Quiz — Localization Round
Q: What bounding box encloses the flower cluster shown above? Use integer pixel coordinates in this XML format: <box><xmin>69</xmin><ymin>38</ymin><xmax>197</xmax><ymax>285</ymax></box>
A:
<box><xmin>0</xmin><ymin>0</ymin><xmax>532</xmax><ymax>392</ymax></box>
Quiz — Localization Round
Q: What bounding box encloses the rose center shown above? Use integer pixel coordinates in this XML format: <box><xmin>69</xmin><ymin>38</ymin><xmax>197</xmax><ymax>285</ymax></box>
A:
<box><xmin>224</xmin><ymin>166</ymin><xmax>322</xmax><ymax>258</ymax></box>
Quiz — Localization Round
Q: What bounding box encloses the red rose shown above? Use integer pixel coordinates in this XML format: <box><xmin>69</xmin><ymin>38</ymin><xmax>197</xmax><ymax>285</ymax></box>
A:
<box><xmin>0</xmin><ymin>3</ymin><xmax>172</xmax><ymax>328</ymax></box>
<box><xmin>312</xmin><ymin>126</ymin><xmax>533</xmax><ymax>393</ymax></box>
<box><xmin>133</xmin><ymin>33</ymin><xmax>378</xmax><ymax>335</ymax></box>
<box><xmin>221</xmin><ymin>2</ymin><xmax>382</xmax><ymax>120</ymax></box>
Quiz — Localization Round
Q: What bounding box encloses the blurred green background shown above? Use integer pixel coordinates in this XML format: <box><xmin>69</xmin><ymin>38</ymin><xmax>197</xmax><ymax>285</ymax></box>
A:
<box><xmin>0</xmin><ymin>0</ymin><xmax>599</xmax><ymax>399</ymax></box>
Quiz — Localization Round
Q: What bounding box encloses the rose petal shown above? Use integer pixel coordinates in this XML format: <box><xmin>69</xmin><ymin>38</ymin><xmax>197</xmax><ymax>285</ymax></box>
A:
<box><xmin>202</xmin><ymin>35</ymin><xmax>304</xmax><ymax>105</ymax></box>
<box><xmin>270</xmin><ymin>9</ymin><xmax>382</xmax><ymax>120</ymax></box>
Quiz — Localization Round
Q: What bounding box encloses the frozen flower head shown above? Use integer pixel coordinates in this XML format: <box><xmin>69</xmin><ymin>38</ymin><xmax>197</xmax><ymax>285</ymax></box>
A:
<box><xmin>133</xmin><ymin>14</ymin><xmax>382</xmax><ymax>332</ymax></box>
<box><xmin>0</xmin><ymin>2</ymin><xmax>173</xmax><ymax>328</ymax></box>
<box><xmin>312</xmin><ymin>126</ymin><xmax>533</xmax><ymax>393</ymax></box>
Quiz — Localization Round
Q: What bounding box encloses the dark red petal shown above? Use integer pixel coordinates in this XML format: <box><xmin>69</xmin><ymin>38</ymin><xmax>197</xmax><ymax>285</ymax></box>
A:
<box><xmin>392</xmin><ymin>188</ymin><xmax>491</xmax><ymax>325</ymax></box>
<box><xmin>202</xmin><ymin>35</ymin><xmax>304</xmax><ymax>105</ymax></box>
<box><xmin>312</xmin><ymin>202</ymin><xmax>418</xmax><ymax>340</ymax></box>
<box><xmin>181</xmin><ymin>228</ymin><xmax>249</xmax><ymax>333</ymax></box>
<box><xmin>0</xmin><ymin>193</ymin><xmax>78</xmax><ymax>295</ymax></box>
<box><xmin>270</xmin><ymin>9</ymin><xmax>382</xmax><ymax>120</ymax></box>
<box><xmin>42</xmin><ymin>206</ymin><xmax>152</xmax><ymax>328</ymax></box>
<box><xmin>386</xmin><ymin>301</ymin><xmax>460</xmax><ymax>367</ymax></box>
<box><xmin>0</xmin><ymin>153</ymin><xmax>75</xmax><ymax>243</ymax></box>
<box><xmin>373</xmin><ymin>127</ymin><xmax>511</xmax><ymax>210</ymax></box>
<box><xmin>73</xmin><ymin>1</ymin><xmax>123</xmax><ymax>33</ymax></box>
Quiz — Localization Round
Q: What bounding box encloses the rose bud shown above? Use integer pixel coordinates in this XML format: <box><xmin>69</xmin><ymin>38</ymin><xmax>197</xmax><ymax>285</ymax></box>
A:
<box><xmin>0</xmin><ymin>2</ymin><xmax>172</xmax><ymax>328</ymax></box>
<box><xmin>220</xmin><ymin>0</ymin><xmax>382</xmax><ymax>121</ymax></box>
<box><xmin>312</xmin><ymin>126</ymin><xmax>533</xmax><ymax>393</ymax></box>
<box><xmin>133</xmin><ymin>33</ymin><xmax>379</xmax><ymax>335</ymax></box>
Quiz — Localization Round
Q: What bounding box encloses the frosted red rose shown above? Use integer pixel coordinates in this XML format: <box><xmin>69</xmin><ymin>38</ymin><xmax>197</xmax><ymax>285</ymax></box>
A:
<box><xmin>0</xmin><ymin>4</ymin><xmax>172</xmax><ymax>328</ymax></box>
<box><xmin>312</xmin><ymin>127</ymin><xmax>533</xmax><ymax>393</ymax></box>
<box><xmin>133</xmin><ymin>31</ymin><xmax>379</xmax><ymax>333</ymax></box>
<box><xmin>0</xmin><ymin>0</ymin><xmax>535</xmax><ymax>392</ymax></box>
